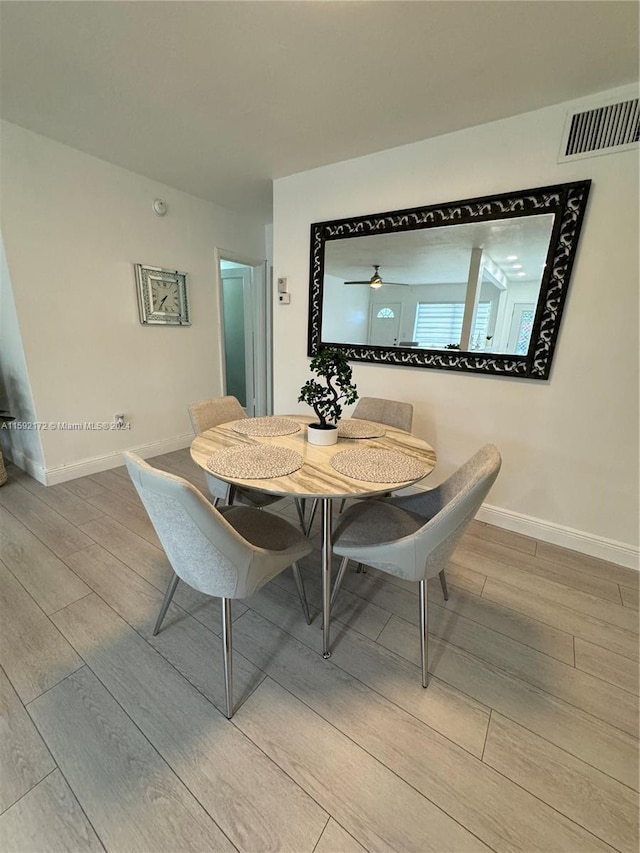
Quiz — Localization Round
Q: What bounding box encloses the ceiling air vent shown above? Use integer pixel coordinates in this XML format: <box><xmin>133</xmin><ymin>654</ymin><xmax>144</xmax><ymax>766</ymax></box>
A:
<box><xmin>559</xmin><ymin>97</ymin><xmax>638</xmax><ymax>162</ymax></box>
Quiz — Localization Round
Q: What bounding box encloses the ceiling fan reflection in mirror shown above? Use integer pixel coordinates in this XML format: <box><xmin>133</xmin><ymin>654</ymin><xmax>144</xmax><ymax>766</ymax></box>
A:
<box><xmin>344</xmin><ymin>264</ymin><xmax>409</xmax><ymax>288</ymax></box>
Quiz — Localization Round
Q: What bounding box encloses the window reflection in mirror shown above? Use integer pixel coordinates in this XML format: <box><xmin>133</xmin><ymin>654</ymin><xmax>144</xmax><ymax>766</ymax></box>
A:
<box><xmin>321</xmin><ymin>214</ymin><xmax>555</xmax><ymax>356</ymax></box>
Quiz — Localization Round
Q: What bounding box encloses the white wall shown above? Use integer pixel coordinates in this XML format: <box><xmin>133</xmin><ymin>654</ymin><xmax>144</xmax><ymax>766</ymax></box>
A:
<box><xmin>0</xmin><ymin>121</ymin><xmax>267</xmax><ymax>481</ymax></box>
<box><xmin>272</xmin><ymin>87</ymin><xmax>639</xmax><ymax>565</ymax></box>
<box><xmin>322</xmin><ymin>275</ymin><xmax>369</xmax><ymax>343</ymax></box>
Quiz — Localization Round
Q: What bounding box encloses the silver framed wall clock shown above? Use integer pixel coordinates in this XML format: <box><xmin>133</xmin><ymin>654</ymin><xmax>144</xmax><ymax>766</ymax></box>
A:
<box><xmin>135</xmin><ymin>264</ymin><xmax>191</xmax><ymax>326</ymax></box>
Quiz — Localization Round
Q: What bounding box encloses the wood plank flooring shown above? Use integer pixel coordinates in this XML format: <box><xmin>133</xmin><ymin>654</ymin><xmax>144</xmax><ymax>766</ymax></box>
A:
<box><xmin>0</xmin><ymin>451</ymin><xmax>638</xmax><ymax>853</ymax></box>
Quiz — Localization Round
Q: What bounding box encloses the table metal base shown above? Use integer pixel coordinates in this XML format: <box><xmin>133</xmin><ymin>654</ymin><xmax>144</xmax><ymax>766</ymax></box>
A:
<box><xmin>321</xmin><ymin>497</ymin><xmax>332</xmax><ymax>658</ymax></box>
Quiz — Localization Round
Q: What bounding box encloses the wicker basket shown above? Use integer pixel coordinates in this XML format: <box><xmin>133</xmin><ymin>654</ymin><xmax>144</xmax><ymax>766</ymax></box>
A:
<box><xmin>0</xmin><ymin>450</ymin><xmax>7</xmax><ymax>486</ymax></box>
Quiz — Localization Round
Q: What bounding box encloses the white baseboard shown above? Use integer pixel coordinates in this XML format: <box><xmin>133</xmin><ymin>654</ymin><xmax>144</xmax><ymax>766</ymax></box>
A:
<box><xmin>476</xmin><ymin>502</ymin><xmax>639</xmax><ymax>571</ymax></box>
<box><xmin>42</xmin><ymin>434</ymin><xmax>194</xmax><ymax>485</ymax></box>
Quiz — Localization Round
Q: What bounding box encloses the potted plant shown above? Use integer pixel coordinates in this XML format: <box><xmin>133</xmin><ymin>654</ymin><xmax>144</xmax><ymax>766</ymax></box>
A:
<box><xmin>298</xmin><ymin>348</ymin><xmax>358</xmax><ymax>445</ymax></box>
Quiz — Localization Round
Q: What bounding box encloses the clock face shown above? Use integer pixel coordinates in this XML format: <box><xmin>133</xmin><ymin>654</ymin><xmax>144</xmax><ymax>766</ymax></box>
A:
<box><xmin>151</xmin><ymin>279</ymin><xmax>180</xmax><ymax>314</ymax></box>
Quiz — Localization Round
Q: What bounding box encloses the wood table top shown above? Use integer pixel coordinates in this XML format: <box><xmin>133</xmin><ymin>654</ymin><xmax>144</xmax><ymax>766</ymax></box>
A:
<box><xmin>190</xmin><ymin>414</ymin><xmax>437</xmax><ymax>500</ymax></box>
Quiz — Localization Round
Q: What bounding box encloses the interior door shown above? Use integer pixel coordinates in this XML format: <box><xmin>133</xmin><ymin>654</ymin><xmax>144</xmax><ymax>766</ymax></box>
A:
<box><xmin>369</xmin><ymin>302</ymin><xmax>402</xmax><ymax>346</ymax></box>
<box><xmin>507</xmin><ymin>302</ymin><xmax>536</xmax><ymax>355</ymax></box>
<box><xmin>221</xmin><ymin>267</ymin><xmax>255</xmax><ymax>414</ymax></box>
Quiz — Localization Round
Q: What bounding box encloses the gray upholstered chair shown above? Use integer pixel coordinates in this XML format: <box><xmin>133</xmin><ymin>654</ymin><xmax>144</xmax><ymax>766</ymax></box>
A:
<box><xmin>124</xmin><ymin>452</ymin><xmax>313</xmax><ymax>718</ymax></box>
<box><xmin>188</xmin><ymin>396</ymin><xmax>281</xmax><ymax>510</ymax></box>
<box><xmin>333</xmin><ymin>396</ymin><xmax>415</xmax><ymax>526</ymax></box>
<box><xmin>331</xmin><ymin>444</ymin><xmax>501</xmax><ymax>687</ymax></box>
<box><xmin>352</xmin><ymin>396</ymin><xmax>414</xmax><ymax>432</ymax></box>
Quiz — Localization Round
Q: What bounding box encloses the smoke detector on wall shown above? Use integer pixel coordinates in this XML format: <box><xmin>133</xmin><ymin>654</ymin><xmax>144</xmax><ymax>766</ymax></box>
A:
<box><xmin>152</xmin><ymin>198</ymin><xmax>168</xmax><ymax>216</ymax></box>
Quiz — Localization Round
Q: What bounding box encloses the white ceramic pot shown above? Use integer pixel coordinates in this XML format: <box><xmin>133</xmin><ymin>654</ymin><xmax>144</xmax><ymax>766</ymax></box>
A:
<box><xmin>307</xmin><ymin>423</ymin><xmax>338</xmax><ymax>446</ymax></box>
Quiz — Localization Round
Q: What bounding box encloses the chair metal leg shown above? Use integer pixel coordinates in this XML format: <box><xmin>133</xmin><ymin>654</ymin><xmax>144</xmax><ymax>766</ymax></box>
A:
<box><xmin>439</xmin><ymin>569</ymin><xmax>449</xmax><ymax>601</ymax></box>
<box><xmin>305</xmin><ymin>498</ymin><xmax>319</xmax><ymax>536</ymax></box>
<box><xmin>419</xmin><ymin>579</ymin><xmax>429</xmax><ymax>688</ymax></box>
<box><xmin>221</xmin><ymin>598</ymin><xmax>233</xmax><ymax>719</ymax></box>
<box><xmin>338</xmin><ymin>498</ymin><xmax>346</xmax><ymax>514</ymax></box>
<box><xmin>153</xmin><ymin>573</ymin><xmax>180</xmax><ymax>636</ymax></box>
<box><xmin>291</xmin><ymin>562</ymin><xmax>312</xmax><ymax>625</ymax></box>
<box><xmin>330</xmin><ymin>556</ymin><xmax>350</xmax><ymax>609</ymax></box>
<box><xmin>294</xmin><ymin>498</ymin><xmax>306</xmax><ymax>531</ymax></box>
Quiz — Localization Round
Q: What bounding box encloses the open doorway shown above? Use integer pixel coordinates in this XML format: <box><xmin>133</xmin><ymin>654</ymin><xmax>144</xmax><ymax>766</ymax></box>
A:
<box><xmin>217</xmin><ymin>252</ymin><xmax>272</xmax><ymax>416</ymax></box>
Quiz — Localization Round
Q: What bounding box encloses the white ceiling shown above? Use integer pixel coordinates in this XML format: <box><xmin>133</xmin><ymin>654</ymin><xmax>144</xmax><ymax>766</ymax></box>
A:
<box><xmin>324</xmin><ymin>214</ymin><xmax>555</xmax><ymax>285</ymax></box>
<box><xmin>1</xmin><ymin>1</ymin><xmax>638</xmax><ymax>222</ymax></box>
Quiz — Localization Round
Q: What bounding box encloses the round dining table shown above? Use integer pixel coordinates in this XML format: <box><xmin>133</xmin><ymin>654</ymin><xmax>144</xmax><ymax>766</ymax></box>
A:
<box><xmin>190</xmin><ymin>414</ymin><xmax>437</xmax><ymax>658</ymax></box>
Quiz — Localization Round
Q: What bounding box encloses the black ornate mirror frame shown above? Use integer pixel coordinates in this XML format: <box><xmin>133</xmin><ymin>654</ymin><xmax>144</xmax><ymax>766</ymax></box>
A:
<box><xmin>308</xmin><ymin>180</ymin><xmax>591</xmax><ymax>379</ymax></box>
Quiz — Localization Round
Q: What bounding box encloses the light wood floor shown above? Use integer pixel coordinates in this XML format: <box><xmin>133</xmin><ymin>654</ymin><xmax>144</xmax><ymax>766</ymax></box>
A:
<box><xmin>0</xmin><ymin>449</ymin><xmax>638</xmax><ymax>853</ymax></box>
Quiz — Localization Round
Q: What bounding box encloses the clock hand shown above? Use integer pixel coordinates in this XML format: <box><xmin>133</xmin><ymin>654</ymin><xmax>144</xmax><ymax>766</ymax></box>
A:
<box><xmin>158</xmin><ymin>295</ymin><xmax>168</xmax><ymax>309</ymax></box>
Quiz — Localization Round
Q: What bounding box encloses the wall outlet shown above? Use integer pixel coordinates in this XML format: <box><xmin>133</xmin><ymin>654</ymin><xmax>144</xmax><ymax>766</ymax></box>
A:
<box><xmin>278</xmin><ymin>293</ymin><xmax>291</xmax><ymax>304</ymax></box>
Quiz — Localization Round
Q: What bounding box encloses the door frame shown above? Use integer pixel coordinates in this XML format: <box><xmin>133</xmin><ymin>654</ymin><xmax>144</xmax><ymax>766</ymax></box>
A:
<box><xmin>215</xmin><ymin>248</ymin><xmax>272</xmax><ymax>416</ymax></box>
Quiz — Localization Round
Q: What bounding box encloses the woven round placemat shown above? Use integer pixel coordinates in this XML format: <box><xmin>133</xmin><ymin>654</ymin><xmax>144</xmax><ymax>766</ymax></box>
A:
<box><xmin>337</xmin><ymin>419</ymin><xmax>386</xmax><ymax>439</ymax></box>
<box><xmin>207</xmin><ymin>446</ymin><xmax>303</xmax><ymax>479</ymax></box>
<box><xmin>331</xmin><ymin>448</ymin><xmax>426</xmax><ymax>483</ymax></box>
<box><xmin>230</xmin><ymin>417</ymin><xmax>301</xmax><ymax>437</ymax></box>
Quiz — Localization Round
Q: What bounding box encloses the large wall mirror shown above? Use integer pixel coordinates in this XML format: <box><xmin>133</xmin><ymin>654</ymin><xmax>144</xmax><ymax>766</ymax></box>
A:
<box><xmin>308</xmin><ymin>180</ymin><xmax>591</xmax><ymax>379</ymax></box>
